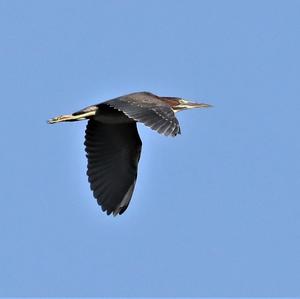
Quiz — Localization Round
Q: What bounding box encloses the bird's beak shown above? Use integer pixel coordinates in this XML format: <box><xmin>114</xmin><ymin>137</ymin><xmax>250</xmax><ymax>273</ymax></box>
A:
<box><xmin>177</xmin><ymin>100</ymin><xmax>213</xmax><ymax>110</ymax></box>
<box><xmin>185</xmin><ymin>101</ymin><xmax>212</xmax><ymax>109</ymax></box>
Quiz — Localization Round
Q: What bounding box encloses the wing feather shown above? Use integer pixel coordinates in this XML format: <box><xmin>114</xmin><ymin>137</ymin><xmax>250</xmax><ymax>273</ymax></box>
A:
<box><xmin>104</xmin><ymin>94</ymin><xmax>181</xmax><ymax>137</ymax></box>
<box><xmin>85</xmin><ymin>119</ymin><xmax>142</xmax><ymax>215</ymax></box>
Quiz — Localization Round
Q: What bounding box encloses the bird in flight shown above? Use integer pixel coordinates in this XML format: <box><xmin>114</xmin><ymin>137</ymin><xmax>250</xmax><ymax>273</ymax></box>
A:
<box><xmin>48</xmin><ymin>92</ymin><xmax>211</xmax><ymax>216</ymax></box>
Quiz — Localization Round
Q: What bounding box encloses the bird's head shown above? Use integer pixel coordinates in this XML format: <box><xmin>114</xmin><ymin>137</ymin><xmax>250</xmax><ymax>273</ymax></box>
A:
<box><xmin>163</xmin><ymin>97</ymin><xmax>212</xmax><ymax>113</ymax></box>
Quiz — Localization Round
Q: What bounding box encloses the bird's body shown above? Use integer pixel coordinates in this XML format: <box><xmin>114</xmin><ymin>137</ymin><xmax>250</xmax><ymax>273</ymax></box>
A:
<box><xmin>48</xmin><ymin>92</ymin><xmax>211</xmax><ymax>216</ymax></box>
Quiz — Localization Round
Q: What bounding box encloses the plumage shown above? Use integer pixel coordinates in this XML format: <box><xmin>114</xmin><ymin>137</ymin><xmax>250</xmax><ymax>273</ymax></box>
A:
<box><xmin>48</xmin><ymin>91</ymin><xmax>211</xmax><ymax>216</ymax></box>
<box><xmin>85</xmin><ymin>118</ymin><xmax>141</xmax><ymax>215</ymax></box>
<box><xmin>105</xmin><ymin>93</ymin><xmax>180</xmax><ymax>137</ymax></box>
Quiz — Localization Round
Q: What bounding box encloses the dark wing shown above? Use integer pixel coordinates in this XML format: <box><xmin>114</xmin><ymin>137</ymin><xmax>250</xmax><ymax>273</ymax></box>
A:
<box><xmin>84</xmin><ymin>119</ymin><xmax>142</xmax><ymax>215</ymax></box>
<box><xmin>105</xmin><ymin>95</ymin><xmax>181</xmax><ymax>136</ymax></box>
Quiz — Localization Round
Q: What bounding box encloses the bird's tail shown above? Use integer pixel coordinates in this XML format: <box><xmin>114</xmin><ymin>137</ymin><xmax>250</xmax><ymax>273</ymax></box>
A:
<box><xmin>48</xmin><ymin>106</ymin><xmax>98</xmax><ymax>124</ymax></box>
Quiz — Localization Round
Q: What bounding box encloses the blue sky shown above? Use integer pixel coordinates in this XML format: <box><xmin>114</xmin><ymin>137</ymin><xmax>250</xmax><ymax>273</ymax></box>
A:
<box><xmin>0</xmin><ymin>0</ymin><xmax>299</xmax><ymax>296</ymax></box>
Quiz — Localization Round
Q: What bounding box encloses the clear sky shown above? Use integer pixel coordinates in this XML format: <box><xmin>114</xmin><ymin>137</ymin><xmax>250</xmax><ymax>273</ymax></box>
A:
<box><xmin>0</xmin><ymin>0</ymin><xmax>299</xmax><ymax>297</ymax></box>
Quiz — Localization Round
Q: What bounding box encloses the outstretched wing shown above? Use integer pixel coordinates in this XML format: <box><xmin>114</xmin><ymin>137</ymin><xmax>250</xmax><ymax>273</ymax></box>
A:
<box><xmin>84</xmin><ymin>119</ymin><xmax>142</xmax><ymax>215</ymax></box>
<box><xmin>105</xmin><ymin>93</ymin><xmax>181</xmax><ymax>136</ymax></box>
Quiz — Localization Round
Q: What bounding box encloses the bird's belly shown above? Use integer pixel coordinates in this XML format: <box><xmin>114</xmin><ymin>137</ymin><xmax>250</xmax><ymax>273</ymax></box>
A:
<box><xmin>94</xmin><ymin>105</ymin><xmax>135</xmax><ymax>124</ymax></box>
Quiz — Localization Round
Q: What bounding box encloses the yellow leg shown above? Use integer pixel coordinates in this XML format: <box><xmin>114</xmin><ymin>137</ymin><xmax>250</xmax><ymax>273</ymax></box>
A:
<box><xmin>48</xmin><ymin>111</ymin><xmax>96</xmax><ymax>124</ymax></box>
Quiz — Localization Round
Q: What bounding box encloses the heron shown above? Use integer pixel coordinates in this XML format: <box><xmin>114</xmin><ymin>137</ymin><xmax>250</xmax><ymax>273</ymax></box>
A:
<box><xmin>48</xmin><ymin>91</ymin><xmax>211</xmax><ymax>216</ymax></box>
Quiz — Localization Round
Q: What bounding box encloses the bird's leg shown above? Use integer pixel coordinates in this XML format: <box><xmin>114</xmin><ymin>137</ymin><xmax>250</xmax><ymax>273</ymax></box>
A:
<box><xmin>48</xmin><ymin>111</ymin><xmax>96</xmax><ymax>124</ymax></box>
